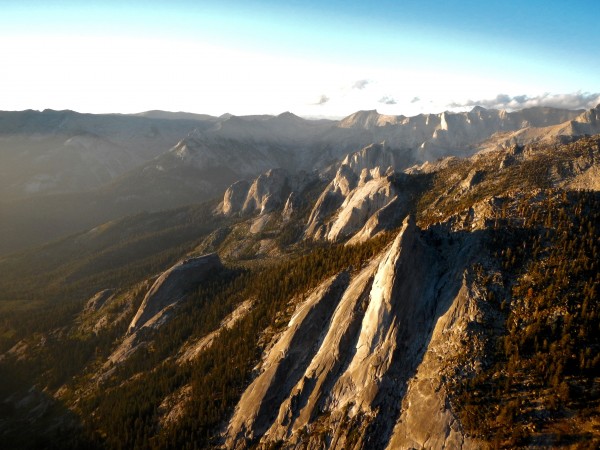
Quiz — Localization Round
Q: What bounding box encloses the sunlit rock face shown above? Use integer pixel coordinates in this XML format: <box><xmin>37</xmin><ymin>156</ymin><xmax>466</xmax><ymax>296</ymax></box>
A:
<box><xmin>128</xmin><ymin>253</ymin><xmax>222</xmax><ymax>333</ymax></box>
<box><xmin>304</xmin><ymin>144</ymin><xmax>408</xmax><ymax>243</ymax></box>
<box><xmin>218</xmin><ymin>168</ymin><xmax>315</xmax><ymax>217</ymax></box>
<box><xmin>225</xmin><ymin>217</ymin><xmax>482</xmax><ymax>449</ymax></box>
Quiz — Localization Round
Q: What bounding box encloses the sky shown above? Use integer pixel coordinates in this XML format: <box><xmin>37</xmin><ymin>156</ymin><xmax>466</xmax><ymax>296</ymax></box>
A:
<box><xmin>0</xmin><ymin>0</ymin><xmax>599</xmax><ymax>118</ymax></box>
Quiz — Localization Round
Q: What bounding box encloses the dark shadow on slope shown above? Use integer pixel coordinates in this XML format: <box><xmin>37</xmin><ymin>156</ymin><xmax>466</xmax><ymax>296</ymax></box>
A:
<box><xmin>0</xmin><ymin>384</ymin><xmax>100</xmax><ymax>450</ymax></box>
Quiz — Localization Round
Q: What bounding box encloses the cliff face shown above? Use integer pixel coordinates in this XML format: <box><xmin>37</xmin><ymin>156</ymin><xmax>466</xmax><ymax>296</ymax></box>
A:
<box><xmin>304</xmin><ymin>144</ymin><xmax>406</xmax><ymax>242</ymax></box>
<box><xmin>224</xmin><ymin>217</ymin><xmax>483</xmax><ymax>449</ymax></box>
<box><xmin>218</xmin><ymin>168</ymin><xmax>315</xmax><ymax>217</ymax></box>
<box><xmin>325</xmin><ymin>174</ymin><xmax>398</xmax><ymax>241</ymax></box>
<box><xmin>329</xmin><ymin>107</ymin><xmax>585</xmax><ymax>166</ymax></box>
<box><xmin>226</xmin><ymin>272</ymin><xmax>351</xmax><ymax>445</ymax></box>
<box><xmin>219</xmin><ymin>169</ymin><xmax>289</xmax><ymax>216</ymax></box>
<box><xmin>128</xmin><ymin>253</ymin><xmax>222</xmax><ymax>333</ymax></box>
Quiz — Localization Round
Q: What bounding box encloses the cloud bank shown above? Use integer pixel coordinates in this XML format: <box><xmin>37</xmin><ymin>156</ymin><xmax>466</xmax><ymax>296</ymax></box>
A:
<box><xmin>449</xmin><ymin>92</ymin><xmax>600</xmax><ymax>111</ymax></box>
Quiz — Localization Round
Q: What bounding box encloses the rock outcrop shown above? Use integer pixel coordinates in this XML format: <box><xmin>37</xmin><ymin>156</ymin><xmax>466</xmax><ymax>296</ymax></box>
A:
<box><xmin>99</xmin><ymin>254</ymin><xmax>223</xmax><ymax>374</ymax></box>
<box><xmin>83</xmin><ymin>289</ymin><xmax>114</xmax><ymax>313</ymax></box>
<box><xmin>460</xmin><ymin>168</ymin><xmax>485</xmax><ymax>190</ymax></box>
<box><xmin>226</xmin><ymin>272</ymin><xmax>351</xmax><ymax>446</ymax></box>
<box><xmin>221</xmin><ymin>180</ymin><xmax>251</xmax><ymax>215</ymax></box>
<box><xmin>326</xmin><ymin>174</ymin><xmax>398</xmax><ymax>241</ymax></box>
<box><xmin>218</xmin><ymin>169</ymin><xmax>314</xmax><ymax>217</ymax></box>
<box><xmin>224</xmin><ymin>217</ymin><xmax>481</xmax><ymax>449</ymax></box>
<box><xmin>340</xmin><ymin>142</ymin><xmax>399</xmax><ymax>174</ymax></box>
<box><xmin>386</xmin><ymin>274</ymin><xmax>480</xmax><ymax>449</ymax></box>
<box><xmin>128</xmin><ymin>253</ymin><xmax>222</xmax><ymax>333</ymax></box>
<box><xmin>304</xmin><ymin>164</ymin><xmax>359</xmax><ymax>240</ymax></box>
<box><xmin>239</xmin><ymin>169</ymin><xmax>289</xmax><ymax>216</ymax></box>
<box><xmin>347</xmin><ymin>195</ymin><xmax>408</xmax><ymax>244</ymax></box>
<box><xmin>281</xmin><ymin>192</ymin><xmax>297</xmax><ymax>222</ymax></box>
<box><xmin>305</xmin><ymin>145</ymin><xmax>407</xmax><ymax>242</ymax></box>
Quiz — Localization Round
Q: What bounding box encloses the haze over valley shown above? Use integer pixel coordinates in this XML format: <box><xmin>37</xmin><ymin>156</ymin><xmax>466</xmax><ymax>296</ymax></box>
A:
<box><xmin>1</xmin><ymin>104</ymin><xmax>597</xmax><ymax>255</ymax></box>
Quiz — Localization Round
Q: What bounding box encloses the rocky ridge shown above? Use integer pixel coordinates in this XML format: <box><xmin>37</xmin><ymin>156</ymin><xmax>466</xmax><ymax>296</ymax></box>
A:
<box><xmin>302</xmin><ymin>143</ymin><xmax>404</xmax><ymax>242</ymax></box>
<box><xmin>141</xmin><ymin>105</ymin><xmax>589</xmax><ymax>209</ymax></box>
<box><xmin>2</xmin><ymin>105</ymin><xmax>594</xmax><ymax>256</ymax></box>
<box><xmin>0</xmin><ymin>109</ymin><xmax>214</xmax><ymax>200</ymax></box>
<box><xmin>224</xmin><ymin>217</ymin><xmax>484</xmax><ymax>449</ymax></box>
<box><xmin>89</xmin><ymin>254</ymin><xmax>224</xmax><ymax>379</ymax></box>
<box><xmin>217</xmin><ymin>134</ymin><xmax>600</xmax><ymax>250</ymax></box>
<box><xmin>129</xmin><ymin>253</ymin><xmax>222</xmax><ymax>332</ymax></box>
<box><xmin>218</xmin><ymin>169</ymin><xmax>312</xmax><ymax>217</ymax></box>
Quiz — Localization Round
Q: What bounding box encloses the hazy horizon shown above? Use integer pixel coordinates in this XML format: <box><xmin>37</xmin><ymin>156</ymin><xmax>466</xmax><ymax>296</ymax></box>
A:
<box><xmin>3</xmin><ymin>100</ymin><xmax>598</xmax><ymax>122</ymax></box>
<box><xmin>1</xmin><ymin>1</ymin><xmax>599</xmax><ymax>117</ymax></box>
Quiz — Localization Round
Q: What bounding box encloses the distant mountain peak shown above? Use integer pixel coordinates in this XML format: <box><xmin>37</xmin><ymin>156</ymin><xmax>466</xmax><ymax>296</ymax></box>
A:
<box><xmin>339</xmin><ymin>109</ymin><xmax>382</xmax><ymax>129</ymax></box>
<box><xmin>134</xmin><ymin>110</ymin><xmax>218</xmax><ymax>121</ymax></box>
<box><xmin>277</xmin><ymin>111</ymin><xmax>303</xmax><ymax>121</ymax></box>
<box><xmin>470</xmin><ymin>105</ymin><xmax>487</xmax><ymax>113</ymax></box>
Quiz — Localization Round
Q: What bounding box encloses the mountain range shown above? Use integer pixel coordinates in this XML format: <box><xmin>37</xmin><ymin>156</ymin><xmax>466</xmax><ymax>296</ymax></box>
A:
<box><xmin>0</xmin><ymin>104</ymin><xmax>598</xmax><ymax>449</ymax></box>
<box><xmin>1</xmin><ymin>105</ymin><xmax>598</xmax><ymax>255</ymax></box>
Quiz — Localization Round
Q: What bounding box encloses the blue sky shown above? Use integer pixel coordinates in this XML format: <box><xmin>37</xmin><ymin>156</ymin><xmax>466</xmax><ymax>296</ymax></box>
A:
<box><xmin>1</xmin><ymin>0</ymin><xmax>598</xmax><ymax>117</ymax></box>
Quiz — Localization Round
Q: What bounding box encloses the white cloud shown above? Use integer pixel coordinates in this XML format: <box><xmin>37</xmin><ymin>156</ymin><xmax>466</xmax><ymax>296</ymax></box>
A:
<box><xmin>352</xmin><ymin>79</ymin><xmax>370</xmax><ymax>90</ymax></box>
<box><xmin>378</xmin><ymin>96</ymin><xmax>396</xmax><ymax>105</ymax></box>
<box><xmin>314</xmin><ymin>94</ymin><xmax>330</xmax><ymax>105</ymax></box>
<box><xmin>449</xmin><ymin>92</ymin><xmax>600</xmax><ymax>111</ymax></box>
